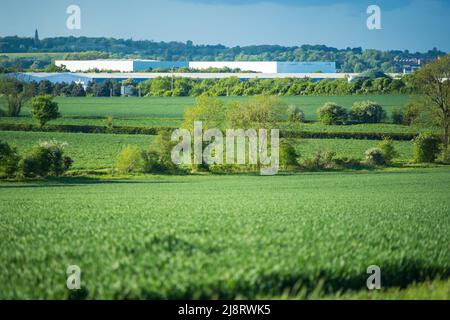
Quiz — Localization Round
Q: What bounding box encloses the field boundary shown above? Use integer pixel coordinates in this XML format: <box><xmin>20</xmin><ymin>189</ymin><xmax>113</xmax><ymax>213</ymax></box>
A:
<box><xmin>0</xmin><ymin>122</ymin><xmax>423</xmax><ymax>141</ymax></box>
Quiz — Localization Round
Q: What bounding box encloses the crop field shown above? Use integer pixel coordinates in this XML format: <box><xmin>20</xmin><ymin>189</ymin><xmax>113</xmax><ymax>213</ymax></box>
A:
<box><xmin>0</xmin><ymin>131</ymin><xmax>153</xmax><ymax>170</ymax></box>
<box><xmin>7</xmin><ymin>94</ymin><xmax>413</xmax><ymax>121</ymax></box>
<box><xmin>0</xmin><ymin>93</ymin><xmax>448</xmax><ymax>300</ymax></box>
<box><xmin>0</xmin><ymin>168</ymin><xmax>449</xmax><ymax>299</ymax></box>
<box><xmin>0</xmin><ymin>131</ymin><xmax>414</xmax><ymax>171</ymax></box>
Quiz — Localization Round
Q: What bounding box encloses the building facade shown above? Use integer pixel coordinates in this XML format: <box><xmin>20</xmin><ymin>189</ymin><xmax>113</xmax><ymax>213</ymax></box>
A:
<box><xmin>55</xmin><ymin>59</ymin><xmax>336</xmax><ymax>73</ymax></box>
<box><xmin>55</xmin><ymin>59</ymin><xmax>189</xmax><ymax>72</ymax></box>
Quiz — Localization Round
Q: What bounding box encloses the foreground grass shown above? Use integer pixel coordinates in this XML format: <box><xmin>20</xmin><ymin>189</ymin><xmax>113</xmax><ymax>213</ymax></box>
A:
<box><xmin>266</xmin><ymin>278</ymin><xmax>450</xmax><ymax>299</ymax></box>
<box><xmin>0</xmin><ymin>168</ymin><xmax>449</xmax><ymax>299</ymax></box>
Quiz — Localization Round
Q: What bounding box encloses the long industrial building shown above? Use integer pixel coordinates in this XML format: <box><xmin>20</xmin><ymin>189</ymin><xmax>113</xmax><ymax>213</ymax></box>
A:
<box><xmin>54</xmin><ymin>59</ymin><xmax>189</xmax><ymax>72</ymax></box>
<box><xmin>55</xmin><ymin>59</ymin><xmax>336</xmax><ymax>73</ymax></box>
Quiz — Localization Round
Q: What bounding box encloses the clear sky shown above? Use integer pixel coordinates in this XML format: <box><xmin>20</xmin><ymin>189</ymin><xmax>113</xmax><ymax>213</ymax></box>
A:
<box><xmin>0</xmin><ymin>0</ymin><xmax>449</xmax><ymax>52</ymax></box>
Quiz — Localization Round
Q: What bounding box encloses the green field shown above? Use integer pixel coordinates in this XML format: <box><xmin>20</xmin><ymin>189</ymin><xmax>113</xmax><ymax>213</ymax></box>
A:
<box><xmin>1</xmin><ymin>94</ymin><xmax>448</xmax><ymax>300</ymax></box>
<box><xmin>2</xmin><ymin>95</ymin><xmax>432</xmax><ymax>137</ymax></box>
<box><xmin>0</xmin><ymin>131</ymin><xmax>414</xmax><ymax>170</ymax></box>
<box><xmin>10</xmin><ymin>94</ymin><xmax>414</xmax><ymax>121</ymax></box>
<box><xmin>1</xmin><ymin>169</ymin><xmax>449</xmax><ymax>299</ymax></box>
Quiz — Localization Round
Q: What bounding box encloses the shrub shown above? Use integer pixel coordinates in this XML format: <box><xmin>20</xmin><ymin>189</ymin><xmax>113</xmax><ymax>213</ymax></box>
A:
<box><xmin>19</xmin><ymin>140</ymin><xmax>72</xmax><ymax>178</ymax></box>
<box><xmin>301</xmin><ymin>150</ymin><xmax>335</xmax><ymax>170</ymax></box>
<box><xmin>0</xmin><ymin>140</ymin><xmax>20</xmax><ymax>177</ymax></box>
<box><xmin>317</xmin><ymin>102</ymin><xmax>348</xmax><ymax>125</ymax></box>
<box><xmin>279</xmin><ymin>140</ymin><xmax>299</xmax><ymax>168</ymax></box>
<box><xmin>413</xmin><ymin>133</ymin><xmax>441</xmax><ymax>163</ymax></box>
<box><xmin>350</xmin><ymin>101</ymin><xmax>385</xmax><ymax>124</ymax></box>
<box><xmin>377</xmin><ymin>137</ymin><xmax>398</xmax><ymax>164</ymax></box>
<box><xmin>31</xmin><ymin>95</ymin><xmax>60</xmax><ymax>127</ymax></box>
<box><xmin>391</xmin><ymin>108</ymin><xmax>404</xmax><ymax>124</ymax></box>
<box><xmin>287</xmin><ymin>105</ymin><xmax>305</xmax><ymax>123</ymax></box>
<box><xmin>142</xmin><ymin>149</ymin><xmax>164</xmax><ymax>173</ymax></box>
<box><xmin>403</xmin><ymin>102</ymin><xmax>421</xmax><ymax>126</ymax></box>
<box><xmin>116</xmin><ymin>145</ymin><xmax>143</xmax><ymax>174</ymax></box>
<box><xmin>105</xmin><ymin>115</ymin><xmax>114</xmax><ymax>131</ymax></box>
<box><xmin>332</xmin><ymin>156</ymin><xmax>362</xmax><ymax>169</ymax></box>
<box><xmin>142</xmin><ymin>131</ymin><xmax>183</xmax><ymax>173</ymax></box>
<box><xmin>365</xmin><ymin>147</ymin><xmax>386</xmax><ymax>166</ymax></box>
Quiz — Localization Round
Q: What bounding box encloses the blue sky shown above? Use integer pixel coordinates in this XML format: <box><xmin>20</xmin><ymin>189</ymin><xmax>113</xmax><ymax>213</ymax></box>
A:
<box><xmin>0</xmin><ymin>0</ymin><xmax>449</xmax><ymax>52</ymax></box>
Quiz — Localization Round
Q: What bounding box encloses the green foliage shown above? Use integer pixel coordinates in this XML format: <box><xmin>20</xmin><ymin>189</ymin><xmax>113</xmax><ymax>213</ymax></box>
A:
<box><xmin>301</xmin><ymin>150</ymin><xmax>335</xmax><ymax>170</ymax></box>
<box><xmin>317</xmin><ymin>102</ymin><xmax>348</xmax><ymax>125</ymax></box>
<box><xmin>182</xmin><ymin>96</ymin><xmax>227</xmax><ymax>130</ymax></box>
<box><xmin>141</xmin><ymin>149</ymin><xmax>163</xmax><ymax>173</ymax></box>
<box><xmin>403</xmin><ymin>102</ymin><xmax>421</xmax><ymax>126</ymax></box>
<box><xmin>287</xmin><ymin>105</ymin><xmax>305</xmax><ymax>123</ymax></box>
<box><xmin>391</xmin><ymin>108</ymin><xmax>404</xmax><ymax>125</ymax></box>
<box><xmin>31</xmin><ymin>95</ymin><xmax>60</xmax><ymax>127</ymax></box>
<box><xmin>143</xmin><ymin>130</ymin><xmax>179</xmax><ymax>173</ymax></box>
<box><xmin>227</xmin><ymin>95</ymin><xmax>285</xmax><ymax>129</ymax></box>
<box><xmin>377</xmin><ymin>137</ymin><xmax>399</xmax><ymax>164</ymax></box>
<box><xmin>1</xmin><ymin>36</ymin><xmax>446</xmax><ymax>73</ymax></box>
<box><xmin>116</xmin><ymin>145</ymin><xmax>143</xmax><ymax>174</ymax></box>
<box><xmin>0</xmin><ymin>77</ymin><xmax>33</xmax><ymax>116</ymax></box>
<box><xmin>350</xmin><ymin>101</ymin><xmax>385</xmax><ymax>124</ymax></box>
<box><xmin>414</xmin><ymin>54</ymin><xmax>450</xmax><ymax>151</ymax></box>
<box><xmin>86</xmin><ymin>79</ymin><xmax>121</xmax><ymax>97</ymax></box>
<box><xmin>279</xmin><ymin>140</ymin><xmax>299</xmax><ymax>168</ymax></box>
<box><xmin>0</xmin><ymin>140</ymin><xmax>20</xmax><ymax>177</ymax></box>
<box><xmin>105</xmin><ymin>115</ymin><xmax>114</xmax><ymax>131</ymax></box>
<box><xmin>331</xmin><ymin>155</ymin><xmax>362</xmax><ymax>169</ymax></box>
<box><xmin>413</xmin><ymin>133</ymin><xmax>441</xmax><ymax>163</ymax></box>
<box><xmin>365</xmin><ymin>147</ymin><xmax>386</xmax><ymax>166</ymax></box>
<box><xmin>19</xmin><ymin>140</ymin><xmax>72</xmax><ymax>177</ymax></box>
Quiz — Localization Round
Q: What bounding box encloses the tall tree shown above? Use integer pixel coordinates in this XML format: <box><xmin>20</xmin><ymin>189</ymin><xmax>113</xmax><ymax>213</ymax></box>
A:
<box><xmin>415</xmin><ymin>55</ymin><xmax>450</xmax><ymax>152</ymax></box>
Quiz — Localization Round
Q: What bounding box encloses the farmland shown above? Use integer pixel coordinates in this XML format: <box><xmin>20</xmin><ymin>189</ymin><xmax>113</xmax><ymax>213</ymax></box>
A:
<box><xmin>0</xmin><ymin>93</ymin><xmax>449</xmax><ymax>300</ymax></box>
<box><xmin>0</xmin><ymin>168</ymin><xmax>449</xmax><ymax>299</ymax></box>
<box><xmin>0</xmin><ymin>131</ymin><xmax>415</xmax><ymax>171</ymax></box>
<box><xmin>12</xmin><ymin>95</ymin><xmax>414</xmax><ymax>121</ymax></box>
<box><xmin>1</xmin><ymin>94</ymin><xmax>435</xmax><ymax>137</ymax></box>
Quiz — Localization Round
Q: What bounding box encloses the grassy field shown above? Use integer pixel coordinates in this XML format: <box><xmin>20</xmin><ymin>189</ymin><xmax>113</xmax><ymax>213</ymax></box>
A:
<box><xmin>10</xmin><ymin>94</ymin><xmax>414</xmax><ymax>121</ymax></box>
<box><xmin>1</xmin><ymin>94</ymin><xmax>448</xmax><ymax>300</ymax></box>
<box><xmin>0</xmin><ymin>131</ymin><xmax>153</xmax><ymax>170</ymax></box>
<box><xmin>0</xmin><ymin>168</ymin><xmax>449</xmax><ymax>299</ymax></box>
<box><xmin>1</xmin><ymin>94</ymin><xmax>433</xmax><ymax>137</ymax></box>
<box><xmin>0</xmin><ymin>131</ymin><xmax>414</xmax><ymax>170</ymax></box>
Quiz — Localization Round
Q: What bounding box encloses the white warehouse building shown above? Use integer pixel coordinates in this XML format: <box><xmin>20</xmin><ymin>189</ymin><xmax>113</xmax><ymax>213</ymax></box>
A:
<box><xmin>188</xmin><ymin>61</ymin><xmax>336</xmax><ymax>73</ymax></box>
<box><xmin>55</xmin><ymin>59</ymin><xmax>336</xmax><ymax>73</ymax></box>
<box><xmin>55</xmin><ymin>59</ymin><xmax>189</xmax><ymax>72</ymax></box>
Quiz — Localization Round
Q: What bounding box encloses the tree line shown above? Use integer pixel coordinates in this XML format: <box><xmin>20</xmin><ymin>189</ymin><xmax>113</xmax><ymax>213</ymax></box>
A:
<box><xmin>0</xmin><ymin>35</ymin><xmax>447</xmax><ymax>73</ymax></box>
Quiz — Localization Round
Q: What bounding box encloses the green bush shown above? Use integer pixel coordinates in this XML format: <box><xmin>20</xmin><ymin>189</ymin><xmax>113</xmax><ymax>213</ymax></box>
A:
<box><xmin>301</xmin><ymin>150</ymin><xmax>335</xmax><ymax>170</ymax></box>
<box><xmin>317</xmin><ymin>102</ymin><xmax>348</xmax><ymax>125</ymax></box>
<box><xmin>142</xmin><ymin>149</ymin><xmax>165</xmax><ymax>173</ymax></box>
<box><xmin>0</xmin><ymin>140</ymin><xmax>20</xmax><ymax>178</ymax></box>
<box><xmin>351</xmin><ymin>101</ymin><xmax>385</xmax><ymax>124</ymax></box>
<box><xmin>116</xmin><ymin>145</ymin><xmax>143</xmax><ymax>174</ymax></box>
<box><xmin>31</xmin><ymin>95</ymin><xmax>60</xmax><ymax>127</ymax></box>
<box><xmin>105</xmin><ymin>115</ymin><xmax>114</xmax><ymax>131</ymax></box>
<box><xmin>287</xmin><ymin>105</ymin><xmax>305</xmax><ymax>123</ymax></box>
<box><xmin>377</xmin><ymin>137</ymin><xmax>398</xmax><ymax>164</ymax></box>
<box><xmin>19</xmin><ymin>140</ymin><xmax>72</xmax><ymax>178</ymax></box>
<box><xmin>413</xmin><ymin>133</ymin><xmax>441</xmax><ymax>163</ymax></box>
<box><xmin>391</xmin><ymin>108</ymin><xmax>404</xmax><ymax>125</ymax></box>
<box><xmin>279</xmin><ymin>140</ymin><xmax>299</xmax><ymax>168</ymax></box>
<box><xmin>365</xmin><ymin>147</ymin><xmax>386</xmax><ymax>166</ymax></box>
<box><xmin>403</xmin><ymin>102</ymin><xmax>421</xmax><ymax>126</ymax></box>
<box><xmin>331</xmin><ymin>156</ymin><xmax>362</xmax><ymax>169</ymax></box>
